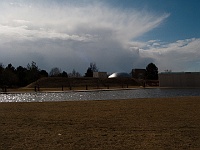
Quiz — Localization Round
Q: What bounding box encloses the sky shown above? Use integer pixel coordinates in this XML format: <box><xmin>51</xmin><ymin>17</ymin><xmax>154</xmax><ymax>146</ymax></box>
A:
<box><xmin>0</xmin><ymin>0</ymin><xmax>200</xmax><ymax>74</ymax></box>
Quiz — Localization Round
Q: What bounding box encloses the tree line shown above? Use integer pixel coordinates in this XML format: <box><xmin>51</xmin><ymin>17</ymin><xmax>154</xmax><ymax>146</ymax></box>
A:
<box><xmin>0</xmin><ymin>61</ymin><xmax>158</xmax><ymax>88</ymax></box>
<box><xmin>0</xmin><ymin>61</ymin><xmax>81</xmax><ymax>88</ymax></box>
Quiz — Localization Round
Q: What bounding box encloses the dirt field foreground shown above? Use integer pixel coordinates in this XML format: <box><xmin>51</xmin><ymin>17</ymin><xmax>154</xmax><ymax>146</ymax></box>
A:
<box><xmin>0</xmin><ymin>97</ymin><xmax>200</xmax><ymax>149</ymax></box>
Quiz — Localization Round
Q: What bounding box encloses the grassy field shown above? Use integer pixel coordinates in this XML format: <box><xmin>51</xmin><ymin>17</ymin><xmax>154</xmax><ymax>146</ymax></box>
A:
<box><xmin>0</xmin><ymin>97</ymin><xmax>200</xmax><ymax>149</ymax></box>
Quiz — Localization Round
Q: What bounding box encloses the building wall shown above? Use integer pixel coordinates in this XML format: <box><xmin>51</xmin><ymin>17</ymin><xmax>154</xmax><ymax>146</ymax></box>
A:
<box><xmin>93</xmin><ymin>72</ymin><xmax>107</xmax><ymax>78</ymax></box>
<box><xmin>159</xmin><ymin>72</ymin><xmax>200</xmax><ymax>87</ymax></box>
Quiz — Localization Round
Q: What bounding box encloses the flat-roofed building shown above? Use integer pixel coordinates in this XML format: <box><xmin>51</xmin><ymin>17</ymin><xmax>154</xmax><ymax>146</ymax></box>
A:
<box><xmin>159</xmin><ymin>72</ymin><xmax>200</xmax><ymax>87</ymax></box>
<box><xmin>93</xmin><ymin>72</ymin><xmax>107</xmax><ymax>78</ymax></box>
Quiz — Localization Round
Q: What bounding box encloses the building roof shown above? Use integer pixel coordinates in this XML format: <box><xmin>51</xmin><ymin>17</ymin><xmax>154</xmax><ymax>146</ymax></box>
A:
<box><xmin>108</xmin><ymin>72</ymin><xmax>131</xmax><ymax>78</ymax></box>
<box><xmin>159</xmin><ymin>72</ymin><xmax>200</xmax><ymax>74</ymax></box>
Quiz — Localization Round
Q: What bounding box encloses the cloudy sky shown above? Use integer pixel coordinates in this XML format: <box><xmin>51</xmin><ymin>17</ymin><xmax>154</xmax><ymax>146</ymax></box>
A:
<box><xmin>0</xmin><ymin>0</ymin><xmax>199</xmax><ymax>74</ymax></box>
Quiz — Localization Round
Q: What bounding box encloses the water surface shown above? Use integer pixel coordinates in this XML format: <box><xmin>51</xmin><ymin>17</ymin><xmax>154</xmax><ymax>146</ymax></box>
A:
<box><xmin>1</xmin><ymin>88</ymin><xmax>200</xmax><ymax>102</ymax></box>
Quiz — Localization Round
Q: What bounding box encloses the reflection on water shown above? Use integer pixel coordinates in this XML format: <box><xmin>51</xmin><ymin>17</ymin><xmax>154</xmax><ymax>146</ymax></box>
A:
<box><xmin>1</xmin><ymin>88</ymin><xmax>200</xmax><ymax>102</ymax></box>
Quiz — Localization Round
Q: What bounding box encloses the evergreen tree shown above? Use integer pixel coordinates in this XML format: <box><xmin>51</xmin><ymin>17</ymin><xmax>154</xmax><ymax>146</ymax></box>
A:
<box><xmin>146</xmin><ymin>63</ymin><xmax>158</xmax><ymax>80</ymax></box>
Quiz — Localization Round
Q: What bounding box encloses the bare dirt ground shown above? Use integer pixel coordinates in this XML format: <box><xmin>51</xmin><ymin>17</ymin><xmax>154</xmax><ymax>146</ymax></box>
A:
<box><xmin>0</xmin><ymin>97</ymin><xmax>200</xmax><ymax>149</ymax></box>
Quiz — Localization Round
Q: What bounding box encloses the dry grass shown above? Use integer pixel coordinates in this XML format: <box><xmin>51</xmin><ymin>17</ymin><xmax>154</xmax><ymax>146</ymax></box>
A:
<box><xmin>6</xmin><ymin>77</ymin><xmax>144</xmax><ymax>92</ymax></box>
<box><xmin>26</xmin><ymin>77</ymin><xmax>141</xmax><ymax>88</ymax></box>
<box><xmin>0</xmin><ymin>97</ymin><xmax>200</xmax><ymax>149</ymax></box>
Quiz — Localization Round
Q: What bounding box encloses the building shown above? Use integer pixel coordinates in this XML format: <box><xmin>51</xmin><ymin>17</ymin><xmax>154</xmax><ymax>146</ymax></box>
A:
<box><xmin>108</xmin><ymin>72</ymin><xmax>131</xmax><ymax>78</ymax></box>
<box><xmin>93</xmin><ymin>72</ymin><xmax>107</xmax><ymax>78</ymax></box>
<box><xmin>132</xmin><ymin>69</ymin><xmax>146</xmax><ymax>79</ymax></box>
<box><xmin>159</xmin><ymin>72</ymin><xmax>200</xmax><ymax>87</ymax></box>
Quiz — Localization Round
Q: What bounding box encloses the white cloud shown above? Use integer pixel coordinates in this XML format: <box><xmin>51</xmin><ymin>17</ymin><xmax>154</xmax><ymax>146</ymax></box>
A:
<box><xmin>140</xmin><ymin>38</ymin><xmax>200</xmax><ymax>72</ymax></box>
<box><xmin>0</xmin><ymin>0</ymin><xmax>170</xmax><ymax>74</ymax></box>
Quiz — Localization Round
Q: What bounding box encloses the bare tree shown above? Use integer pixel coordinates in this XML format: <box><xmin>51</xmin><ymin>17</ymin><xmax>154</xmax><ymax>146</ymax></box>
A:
<box><xmin>49</xmin><ymin>67</ymin><xmax>62</xmax><ymax>77</ymax></box>
<box><xmin>85</xmin><ymin>62</ymin><xmax>98</xmax><ymax>77</ymax></box>
<box><xmin>69</xmin><ymin>69</ymin><xmax>81</xmax><ymax>77</ymax></box>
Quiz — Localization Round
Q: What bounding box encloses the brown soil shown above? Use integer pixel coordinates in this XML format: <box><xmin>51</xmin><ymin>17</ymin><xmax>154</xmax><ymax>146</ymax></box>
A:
<box><xmin>0</xmin><ymin>97</ymin><xmax>200</xmax><ymax>149</ymax></box>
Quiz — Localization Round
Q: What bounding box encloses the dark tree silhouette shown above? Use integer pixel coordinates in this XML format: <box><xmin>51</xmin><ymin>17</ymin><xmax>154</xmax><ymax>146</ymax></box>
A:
<box><xmin>40</xmin><ymin>70</ymin><xmax>49</xmax><ymax>78</ymax></box>
<box><xmin>85</xmin><ymin>63</ymin><xmax>98</xmax><ymax>77</ymax></box>
<box><xmin>61</xmin><ymin>71</ymin><xmax>68</xmax><ymax>77</ymax></box>
<box><xmin>26</xmin><ymin>61</ymin><xmax>40</xmax><ymax>83</ymax></box>
<box><xmin>85</xmin><ymin>68</ymin><xmax>93</xmax><ymax>77</ymax></box>
<box><xmin>0</xmin><ymin>64</ymin><xmax>18</xmax><ymax>87</ymax></box>
<box><xmin>2</xmin><ymin>69</ymin><xmax>18</xmax><ymax>87</ymax></box>
<box><xmin>0</xmin><ymin>63</ymin><xmax>4</xmax><ymax>86</ymax></box>
<box><xmin>49</xmin><ymin>67</ymin><xmax>62</xmax><ymax>77</ymax></box>
<box><xmin>69</xmin><ymin>69</ymin><xmax>81</xmax><ymax>77</ymax></box>
<box><xmin>146</xmin><ymin>63</ymin><xmax>158</xmax><ymax>80</ymax></box>
<box><xmin>16</xmin><ymin>66</ymin><xmax>28</xmax><ymax>86</ymax></box>
<box><xmin>0</xmin><ymin>61</ymin><xmax>82</xmax><ymax>87</ymax></box>
<box><xmin>6</xmin><ymin>64</ymin><xmax>15</xmax><ymax>73</ymax></box>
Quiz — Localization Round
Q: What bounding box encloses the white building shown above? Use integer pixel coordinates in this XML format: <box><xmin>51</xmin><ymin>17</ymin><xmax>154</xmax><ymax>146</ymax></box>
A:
<box><xmin>108</xmin><ymin>72</ymin><xmax>131</xmax><ymax>78</ymax></box>
<box><xmin>93</xmin><ymin>72</ymin><xmax>107</xmax><ymax>78</ymax></box>
<box><xmin>159</xmin><ymin>72</ymin><xmax>200</xmax><ymax>87</ymax></box>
